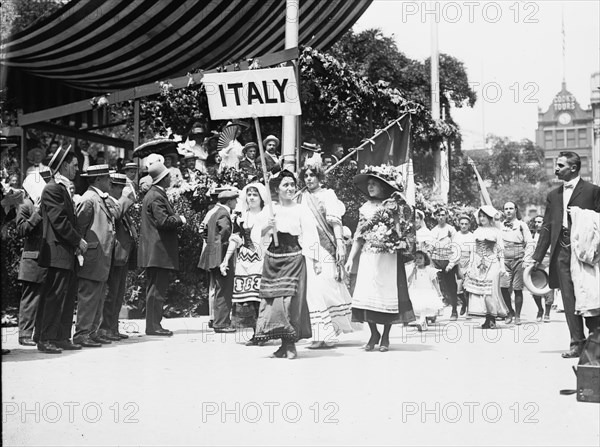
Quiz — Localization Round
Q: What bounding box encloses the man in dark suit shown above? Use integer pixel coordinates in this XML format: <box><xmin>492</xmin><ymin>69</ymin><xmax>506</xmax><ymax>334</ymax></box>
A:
<box><xmin>138</xmin><ymin>162</ymin><xmax>186</xmax><ymax>336</ymax></box>
<box><xmin>37</xmin><ymin>147</ymin><xmax>88</xmax><ymax>353</ymax></box>
<box><xmin>73</xmin><ymin>165</ymin><xmax>116</xmax><ymax>347</ymax></box>
<box><xmin>99</xmin><ymin>173</ymin><xmax>136</xmax><ymax>340</ymax></box>
<box><xmin>198</xmin><ymin>189</ymin><xmax>238</xmax><ymax>333</ymax></box>
<box><xmin>16</xmin><ymin>170</ymin><xmax>52</xmax><ymax>346</ymax></box>
<box><xmin>532</xmin><ymin>151</ymin><xmax>600</xmax><ymax>358</ymax></box>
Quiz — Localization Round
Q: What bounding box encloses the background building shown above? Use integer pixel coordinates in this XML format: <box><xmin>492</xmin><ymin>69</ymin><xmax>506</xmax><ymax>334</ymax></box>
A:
<box><xmin>536</xmin><ymin>77</ymin><xmax>596</xmax><ymax>183</ymax></box>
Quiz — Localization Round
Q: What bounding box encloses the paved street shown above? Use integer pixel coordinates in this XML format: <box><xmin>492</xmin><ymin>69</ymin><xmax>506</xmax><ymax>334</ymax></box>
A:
<box><xmin>2</xmin><ymin>296</ymin><xmax>599</xmax><ymax>446</ymax></box>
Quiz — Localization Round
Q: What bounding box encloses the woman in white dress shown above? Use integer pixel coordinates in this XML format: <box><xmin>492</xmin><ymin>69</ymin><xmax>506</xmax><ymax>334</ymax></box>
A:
<box><xmin>345</xmin><ymin>166</ymin><xmax>415</xmax><ymax>352</ymax></box>
<box><xmin>220</xmin><ymin>182</ymin><xmax>269</xmax><ymax>345</ymax></box>
<box><xmin>254</xmin><ymin>170</ymin><xmax>321</xmax><ymax>359</ymax></box>
<box><xmin>463</xmin><ymin>205</ymin><xmax>509</xmax><ymax>329</ymax></box>
<box><xmin>300</xmin><ymin>163</ymin><xmax>354</xmax><ymax>349</ymax></box>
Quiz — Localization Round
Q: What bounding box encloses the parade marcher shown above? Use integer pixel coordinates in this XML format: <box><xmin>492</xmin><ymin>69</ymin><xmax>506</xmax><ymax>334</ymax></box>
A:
<box><xmin>530</xmin><ymin>215</ymin><xmax>554</xmax><ymax>322</ymax></box>
<box><xmin>300</xmin><ymin>161</ymin><xmax>354</xmax><ymax>349</ymax></box>
<box><xmin>262</xmin><ymin>135</ymin><xmax>281</xmax><ymax>172</ymax></box>
<box><xmin>345</xmin><ymin>166</ymin><xmax>415</xmax><ymax>352</ymax></box>
<box><xmin>16</xmin><ymin>170</ymin><xmax>52</xmax><ymax>345</ymax></box>
<box><xmin>415</xmin><ymin>209</ymin><xmax>433</xmax><ymax>252</ymax></box>
<box><xmin>500</xmin><ymin>201</ymin><xmax>533</xmax><ymax>325</ymax></box>
<box><xmin>219</xmin><ymin>183</ymin><xmax>268</xmax><ymax>344</ymax></box>
<box><xmin>463</xmin><ymin>206</ymin><xmax>509</xmax><ymax>329</ymax></box>
<box><xmin>198</xmin><ymin>189</ymin><xmax>239</xmax><ymax>333</ymax></box>
<box><xmin>139</xmin><ymin>154</ymin><xmax>164</xmax><ymax>194</ymax></box>
<box><xmin>98</xmin><ymin>173</ymin><xmax>136</xmax><ymax>341</ymax></box>
<box><xmin>447</xmin><ymin>214</ymin><xmax>475</xmax><ymax>316</ymax></box>
<box><xmin>36</xmin><ymin>147</ymin><xmax>87</xmax><ymax>353</ymax></box>
<box><xmin>532</xmin><ymin>151</ymin><xmax>600</xmax><ymax>358</ymax></box>
<box><xmin>238</xmin><ymin>142</ymin><xmax>262</xmax><ymax>179</ymax></box>
<box><xmin>254</xmin><ymin>170</ymin><xmax>321</xmax><ymax>359</ymax></box>
<box><xmin>430</xmin><ymin>208</ymin><xmax>459</xmax><ymax>320</ymax></box>
<box><xmin>406</xmin><ymin>251</ymin><xmax>443</xmax><ymax>331</ymax></box>
<box><xmin>72</xmin><ymin>165</ymin><xmax>116</xmax><ymax>347</ymax></box>
<box><xmin>138</xmin><ymin>162</ymin><xmax>186</xmax><ymax>336</ymax></box>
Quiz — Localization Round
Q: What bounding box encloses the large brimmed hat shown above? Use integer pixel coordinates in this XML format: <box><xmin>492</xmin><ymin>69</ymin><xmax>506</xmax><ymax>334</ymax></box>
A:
<box><xmin>80</xmin><ymin>164</ymin><xmax>112</xmax><ymax>177</ymax></box>
<box><xmin>353</xmin><ymin>164</ymin><xmax>404</xmax><ymax>199</ymax></box>
<box><xmin>300</xmin><ymin>142</ymin><xmax>322</xmax><ymax>152</ymax></box>
<box><xmin>263</xmin><ymin>135</ymin><xmax>280</xmax><ymax>148</ymax></box>
<box><xmin>26</xmin><ymin>147</ymin><xmax>46</xmax><ymax>163</ymax></box>
<box><xmin>523</xmin><ymin>265</ymin><xmax>551</xmax><ymax>295</ymax></box>
<box><xmin>149</xmin><ymin>162</ymin><xmax>170</xmax><ymax>185</ymax></box>
<box><xmin>476</xmin><ymin>205</ymin><xmax>500</xmax><ymax>220</ymax></box>
<box><xmin>109</xmin><ymin>173</ymin><xmax>128</xmax><ymax>186</ymax></box>
<box><xmin>48</xmin><ymin>146</ymin><xmax>71</xmax><ymax>174</ymax></box>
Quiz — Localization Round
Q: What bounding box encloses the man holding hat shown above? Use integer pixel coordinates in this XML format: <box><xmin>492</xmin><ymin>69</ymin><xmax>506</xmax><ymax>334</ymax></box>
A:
<box><xmin>72</xmin><ymin>165</ymin><xmax>116</xmax><ymax>347</ymax></box>
<box><xmin>263</xmin><ymin>135</ymin><xmax>280</xmax><ymax>172</ymax></box>
<box><xmin>138</xmin><ymin>162</ymin><xmax>186</xmax><ymax>336</ymax></box>
<box><xmin>36</xmin><ymin>146</ymin><xmax>88</xmax><ymax>353</ymax></box>
<box><xmin>531</xmin><ymin>151</ymin><xmax>600</xmax><ymax>358</ymax></box>
<box><xmin>15</xmin><ymin>170</ymin><xmax>52</xmax><ymax>346</ymax></box>
<box><xmin>198</xmin><ymin>188</ymin><xmax>239</xmax><ymax>333</ymax></box>
<box><xmin>99</xmin><ymin>173</ymin><xmax>136</xmax><ymax>341</ymax></box>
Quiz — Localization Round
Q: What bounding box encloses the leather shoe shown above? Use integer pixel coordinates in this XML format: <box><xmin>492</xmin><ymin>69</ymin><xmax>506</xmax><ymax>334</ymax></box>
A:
<box><xmin>19</xmin><ymin>338</ymin><xmax>37</xmax><ymax>346</ymax></box>
<box><xmin>561</xmin><ymin>349</ymin><xmax>581</xmax><ymax>359</ymax></box>
<box><xmin>37</xmin><ymin>341</ymin><xmax>62</xmax><ymax>354</ymax></box>
<box><xmin>90</xmin><ymin>335</ymin><xmax>112</xmax><ymax>344</ymax></box>
<box><xmin>118</xmin><ymin>333</ymin><xmax>129</xmax><ymax>339</ymax></box>
<box><xmin>214</xmin><ymin>327</ymin><xmax>236</xmax><ymax>333</ymax></box>
<box><xmin>146</xmin><ymin>329</ymin><xmax>173</xmax><ymax>336</ymax></box>
<box><xmin>450</xmin><ymin>311</ymin><xmax>458</xmax><ymax>321</ymax></box>
<box><xmin>76</xmin><ymin>337</ymin><xmax>102</xmax><ymax>348</ymax></box>
<box><xmin>104</xmin><ymin>333</ymin><xmax>121</xmax><ymax>342</ymax></box>
<box><xmin>54</xmin><ymin>340</ymin><xmax>82</xmax><ymax>350</ymax></box>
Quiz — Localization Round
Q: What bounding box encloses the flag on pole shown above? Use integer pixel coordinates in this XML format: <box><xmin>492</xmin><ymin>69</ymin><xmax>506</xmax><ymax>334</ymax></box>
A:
<box><xmin>356</xmin><ymin>115</ymin><xmax>411</xmax><ymax>170</ymax></box>
<box><xmin>440</xmin><ymin>146</ymin><xmax>449</xmax><ymax>204</ymax></box>
<box><xmin>399</xmin><ymin>155</ymin><xmax>416</xmax><ymax>206</ymax></box>
<box><xmin>467</xmin><ymin>156</ymin><xmax>493</xmax><ymax>206</ymax></box>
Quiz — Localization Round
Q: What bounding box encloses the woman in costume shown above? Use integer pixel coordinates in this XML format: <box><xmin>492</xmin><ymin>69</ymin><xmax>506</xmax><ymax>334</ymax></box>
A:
<box><xmin>344</xmin><ymin>165</ymin><xmax>415</xmax><ymax>352</ymax></box>
<box><xmin>463</xmin><ymin>205</ymin><xmax>509</xmax><ymax>329</ymax></box>
<box><xmin>220</xmin><ymin>182</ymin><xmax>269</xmax><ymax>345</ymax></box>
<box><xmin>254</xmin><ymin>170</ymin><xmax>321</xmax><ymax>359</ymax></box>
<box><xmin>300</xmin><ymin>160</ymin><xmax>354</xmax><ymax>349</ymax></box>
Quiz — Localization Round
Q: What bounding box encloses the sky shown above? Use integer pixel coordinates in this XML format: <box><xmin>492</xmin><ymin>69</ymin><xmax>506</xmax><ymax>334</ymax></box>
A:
<box><xmin>353</xmin><ymin>0</ymin><xmax>600</xmax><ymax>149</ymax></box>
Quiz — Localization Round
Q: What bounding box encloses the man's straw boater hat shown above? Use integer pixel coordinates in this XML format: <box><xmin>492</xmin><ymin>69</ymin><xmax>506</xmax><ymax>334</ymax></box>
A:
<box><xmin>80</xmin><ymin>164</ymin><xmax>112</xmax><ymax>177</ymax></box>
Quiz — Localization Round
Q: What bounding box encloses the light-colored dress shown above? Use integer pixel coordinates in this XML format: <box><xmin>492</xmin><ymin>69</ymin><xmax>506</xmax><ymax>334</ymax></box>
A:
<box><xmin>463</xmin><ymin>226</ymin><xmax>509</xmax><ymax>317</ymax></box>
<box><xmin>352</xmin><ymin>201</ymin><xmax>414</xmax><ymax>324</ymax></box>
<box><xmin>406</xmin><ymin>264</ymin><xmax>444</xmax><ymax>318</ymax></box>
<box><xmin>301</xmin><ymin>189</ymin><xmax>354</xmax><ymax>342</ymax></box>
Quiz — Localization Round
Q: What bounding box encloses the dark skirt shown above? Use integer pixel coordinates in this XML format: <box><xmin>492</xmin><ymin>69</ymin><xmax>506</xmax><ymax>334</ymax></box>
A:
<box><xmin>352</xmin><ymin>252</ymin><xmax>415</xmax><ymax>325</ymax></box>
<box><xmin>254</xmin><ymin>233</ymin><xmax>312</xmax><ymax>342</ymax></box>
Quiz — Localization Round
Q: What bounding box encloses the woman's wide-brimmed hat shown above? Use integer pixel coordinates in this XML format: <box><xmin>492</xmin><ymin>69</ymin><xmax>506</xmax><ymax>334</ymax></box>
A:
<box><xmin>353</xmin><ymin>165</ymin><xmax>404</xmax><ymax>199</ymax></box>
<box><xmin>523</xmin><ymin>265</ymin><xmax>551</xmax><ymax>295</ymax></box>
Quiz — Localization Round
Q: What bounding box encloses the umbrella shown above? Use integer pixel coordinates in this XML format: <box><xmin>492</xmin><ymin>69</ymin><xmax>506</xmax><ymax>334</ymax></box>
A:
<box><xmin>132</xmin><ymin>139</ymin><xmax>180</xmax><ymax>159</ymax></box>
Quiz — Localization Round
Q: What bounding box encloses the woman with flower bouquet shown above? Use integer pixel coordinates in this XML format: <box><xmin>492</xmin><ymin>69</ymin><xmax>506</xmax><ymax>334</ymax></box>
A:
<box><xmin>344</xmin><ymin>165</ymin><xmax>416</xmax><ymax>352</ymax></box>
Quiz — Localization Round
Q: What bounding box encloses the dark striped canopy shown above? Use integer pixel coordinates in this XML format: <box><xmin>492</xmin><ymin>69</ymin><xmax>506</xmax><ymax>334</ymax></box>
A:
<box><xmin>2</xmin><ymin>0</ymin><xmax>371</xmax><ymax>112</ymax></box>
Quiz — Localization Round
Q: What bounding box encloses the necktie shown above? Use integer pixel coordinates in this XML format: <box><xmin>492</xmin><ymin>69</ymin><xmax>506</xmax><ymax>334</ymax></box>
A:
<box><xmin>504</xmin><ymin>221</ymin><xmax>512</xmax><ymax>228</ymax></box>
<box><xmin>564</xmin><ymin>183</ymin><xmax>574</xmax><ymax>190</ymax></box>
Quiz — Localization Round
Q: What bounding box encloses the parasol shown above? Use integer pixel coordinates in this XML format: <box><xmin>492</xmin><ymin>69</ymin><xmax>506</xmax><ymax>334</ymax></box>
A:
<box><xmin>132</xmin><ymin>139</ymin><xmax>180</xmax><ymax>159</ymax></box>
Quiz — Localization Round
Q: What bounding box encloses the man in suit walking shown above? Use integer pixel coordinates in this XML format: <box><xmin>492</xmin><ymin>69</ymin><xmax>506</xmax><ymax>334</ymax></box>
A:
<box><xmin>99</xmin><ymin>173</ymin><xmax>136</xmax><ymax>341</ymax></box>
<box><xmin>73</xmin><ymin>165</ymin><xmax>116</xmax><ymax>347</ymax></box>
<box><xmin>36</xmin><ymin>147</ymin><xmax>88</xmax><ymax>353</ymax></box>
<box><xmin>138</xmin><ymin>161</ymin><xmax>186</xmax><ymax>336</ymax></box>
<box><xmin>532</xmin><ymin>151</ymin><xmax>600</xmax><ymax>358</ymax></box>
<box><xmin>198</xmin><ymin>189</ymin><xmax>238</xmax><ymax>333</ymax></box>
<box><xmin>16</xmin><ymin>170</ymin><xmax>52</xmax><ymax>346</ymax></box>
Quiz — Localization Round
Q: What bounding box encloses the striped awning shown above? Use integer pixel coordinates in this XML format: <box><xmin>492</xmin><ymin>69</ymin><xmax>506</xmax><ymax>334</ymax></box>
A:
<box><xmin>1</xmin><ymin>0</ymin><xmax>372</xmax><ymax>112</ymax></box>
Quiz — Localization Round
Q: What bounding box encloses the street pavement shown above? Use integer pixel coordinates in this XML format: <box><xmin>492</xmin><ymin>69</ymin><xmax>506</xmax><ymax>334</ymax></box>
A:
<box><xmin>2</xmin><ymin>295</ymin><xmax>599</xmax><ymax>446</ymax></box>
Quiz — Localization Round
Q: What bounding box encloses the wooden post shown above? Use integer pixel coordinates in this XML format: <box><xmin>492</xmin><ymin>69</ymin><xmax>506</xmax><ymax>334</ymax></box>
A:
<box><xmin>253</xmin><ymin>116</ymin><xmax>279</xmax><ymax>246</ymax></box>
